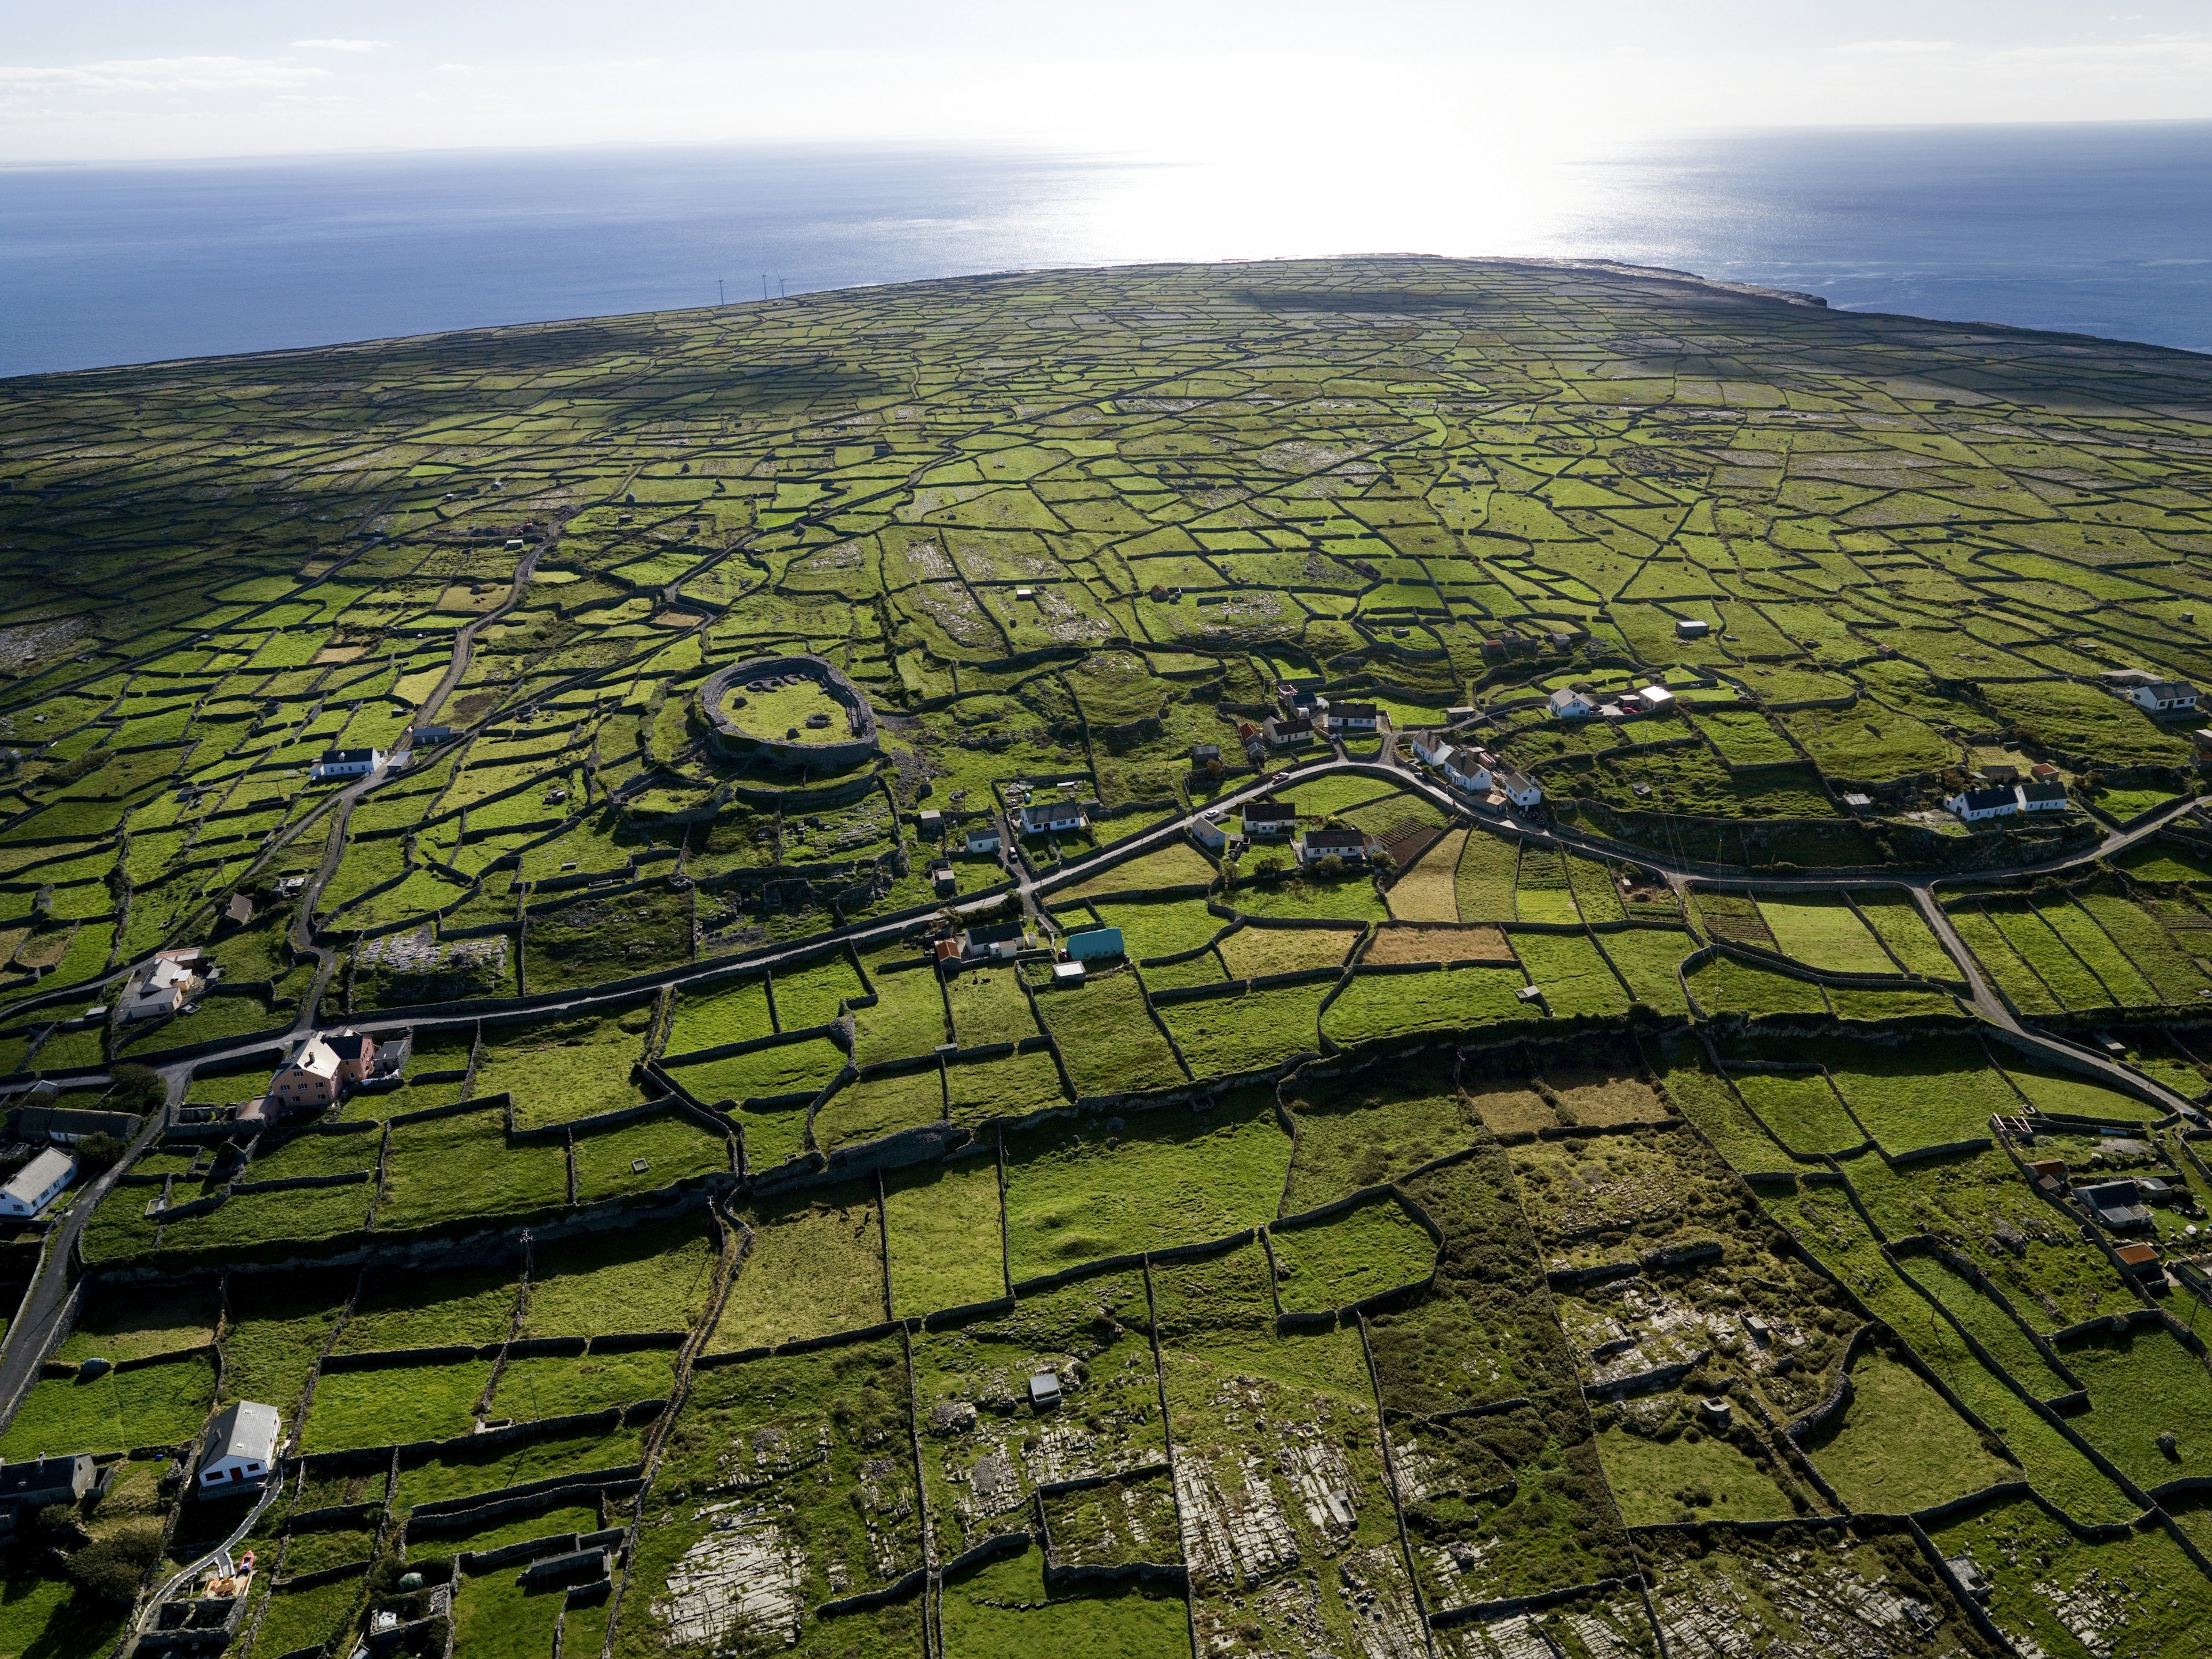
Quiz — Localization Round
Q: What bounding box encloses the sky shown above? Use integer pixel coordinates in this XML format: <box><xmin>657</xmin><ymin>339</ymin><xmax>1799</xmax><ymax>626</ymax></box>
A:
<box><xmin>5</xmin><ymin>2</ymin><xmax>2212</xmax><ymax>165</ymax></box>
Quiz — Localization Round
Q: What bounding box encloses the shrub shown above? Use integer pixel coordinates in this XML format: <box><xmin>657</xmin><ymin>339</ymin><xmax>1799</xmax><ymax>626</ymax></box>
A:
<box><xmin>66</xmin><ymin>1521</ymin><xmax>162</xmax><ymax>1604</ymax></box>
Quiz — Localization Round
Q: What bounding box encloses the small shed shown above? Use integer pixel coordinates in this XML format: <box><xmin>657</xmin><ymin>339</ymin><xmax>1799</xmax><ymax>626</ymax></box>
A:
<box><xmin>1066</xmin><ymin>927</ymin><xmax>1124</xmax><ymax>962</ymax></box>
<box><xmin>1028</xmin><ymin>1372</ymin><xmax>1063</xmax><ymax>1407</ymax></box>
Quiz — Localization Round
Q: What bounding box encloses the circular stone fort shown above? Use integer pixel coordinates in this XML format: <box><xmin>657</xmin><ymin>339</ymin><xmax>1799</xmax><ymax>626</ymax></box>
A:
<box><xmin>699</xmin><ymin>654</ymin><xmax>880</xmax><ymax>773</ymax></box>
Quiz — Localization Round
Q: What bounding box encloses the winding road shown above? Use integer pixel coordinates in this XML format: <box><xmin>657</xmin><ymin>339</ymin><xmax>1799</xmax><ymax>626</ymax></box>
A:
<box><xmin>2</xmin><ymin>722</ymin><xmax>2206</xmax><ymax>1448</ymax></box>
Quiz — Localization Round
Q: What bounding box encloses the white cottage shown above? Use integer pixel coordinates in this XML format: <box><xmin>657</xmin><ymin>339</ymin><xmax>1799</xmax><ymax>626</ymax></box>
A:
<box><xmin>0</xmin><ymin>1149</ymin><xmax>76</xmax><ymax>1218</ymax></box>
<box><xmin>198</xmin><ymin>1401</ymin><xmax>282</xmax><ymax>1490</ymax></box>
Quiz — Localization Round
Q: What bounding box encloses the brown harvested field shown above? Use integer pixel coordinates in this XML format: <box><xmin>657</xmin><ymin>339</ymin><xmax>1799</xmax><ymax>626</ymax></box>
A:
<box><xmin>1217</xmin><ymin>923</ymin><xmax>1359</xmax><ymax>978</ymax></box>
<box><xmin>1544</xmin><ymin>1068</ymin><xmax>1673</xmax><ymax>1127</ymax></box>
<box><xmin>1385</xmin><ymin>827</ymin><xmax>1467</xmax><ymax>922</ymax></box>
<box><xmin>1362</xmin><ymin>922</ymin><xmax>1514</xmax><ymax>967</ymax></box>
<box><xmin>1464</xmin><ymin>1078</ymin><xmax>1556</xmax><ymax>1136</ymax></box>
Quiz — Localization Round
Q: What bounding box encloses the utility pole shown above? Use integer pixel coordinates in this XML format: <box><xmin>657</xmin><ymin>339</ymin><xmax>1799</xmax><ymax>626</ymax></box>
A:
<box><xmin>717</xmin><ymin>279</ymin><xmax>725</xmax><ymax>306</ymax></box>
<box><xmin>779</xmin><ymin>275</ymin><xmax>785</xmax><ymax>298</ymax></box>
<box><xmin>761</xmin><ymin>274</ymin><xmax>768</xmax><ymax>301</ymax></box>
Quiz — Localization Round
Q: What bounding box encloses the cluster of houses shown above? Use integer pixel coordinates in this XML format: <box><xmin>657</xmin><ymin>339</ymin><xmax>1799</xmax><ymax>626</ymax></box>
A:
<box><xmin>1408</xmin><ymin>733</ymin><xmax>1544</xmax><ymax>811</ymax></box>
<box><xmin>1944</xmin><ymin>762</ymin><xmax>2071</xmax><ymax>823</ymax></box>
<box><xmin>1252</xmin><ymin>684</ymin><xmax>1382</xmax><ymax>752</ymax></box>
<box><xmin>1204</xmin><ymin>795</ymin><xmax>1382</xmax><ymax>866</ymax></box>
<box><xmin>1544</xmin><ymin>682</ymin><xmax>1677</xmax><ymax>722</ymax></box>
<box><xmin>121</xmin><ymin>946</ymin><xmax>211</xmax><ymax>1025</ymax></box>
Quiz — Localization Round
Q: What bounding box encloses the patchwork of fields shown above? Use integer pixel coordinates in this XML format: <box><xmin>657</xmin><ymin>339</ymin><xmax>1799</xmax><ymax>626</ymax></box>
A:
<box><xmin>6</xmin><ymin>257</ymin><xmax>2212</xmax><ymax>1655</ymax></box>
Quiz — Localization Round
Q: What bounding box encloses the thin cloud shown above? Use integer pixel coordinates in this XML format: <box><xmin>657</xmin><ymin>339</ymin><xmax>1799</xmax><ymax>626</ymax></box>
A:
<box><xmin>1828</xmin><ymin>39</ymin><xmax>1957</xmax><ymax>55</ymax></box>
<box><xmin>291</xmin><ymin>39</ymin><xmax>394</xmax><ymax>53</ymax></box>
<box><xmin>0</xmin><ymin>56</ymin><xmax>331</xmax><ymax>96</ymax></box>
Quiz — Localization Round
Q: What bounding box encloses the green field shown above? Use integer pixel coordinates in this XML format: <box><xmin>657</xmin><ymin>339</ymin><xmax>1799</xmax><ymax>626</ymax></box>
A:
<box><xmin>17</xmin><ymin>255</ymin><xmax>2212</xmax><ymax>1653</ymax></box>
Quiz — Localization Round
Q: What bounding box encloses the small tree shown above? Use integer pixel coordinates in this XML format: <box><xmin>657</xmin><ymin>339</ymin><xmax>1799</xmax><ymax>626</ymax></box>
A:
<box><xmin>65</xmin><ymin>1522</ymin><xmax>162</xmax><ymax>1605</ymax></box>
<box><xmin>105</xmin><ymin>1063</ymin><xmax>164</xmax><ymax>1114</ymax></box>
<box><xmin>74</xmin><ymin>1132</ymin><xmax>126</xmax><ymax>1173</ymax></box>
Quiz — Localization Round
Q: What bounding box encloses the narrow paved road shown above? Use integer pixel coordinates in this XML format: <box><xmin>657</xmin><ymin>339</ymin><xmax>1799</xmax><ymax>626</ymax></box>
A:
<box><xmin>0</xmin><ymin>1085</ymin><xmax>168</xmax><ymax>1421</ymax></box>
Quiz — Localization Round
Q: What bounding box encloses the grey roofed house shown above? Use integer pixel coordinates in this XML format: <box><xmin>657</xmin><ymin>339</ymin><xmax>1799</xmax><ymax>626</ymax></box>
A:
<box><xmin>6</xmin><ymin>1103</ymin><xmax>142</xmax><ymax>1145</ymax></box>
<box><xmin>0</xmin><ymin>1455</ymin><xmax>94</xmax><ymax>1521</ymax></box>
<box><xmin>198</xmin><ymin>1401</ymin><xmax>282</xmax><ymax>1488</ymax></box>
<box><xmin>2017</xmin><ymin>779</ymin><xmax>2070</xmax><ymax>810</ymax></box>
<box><xmin>2074</xmin><ymin>1179</ymin><xmax>2154</xmax><ymax>1232</ymax></box>
<box><xmin>0</xmin><ymin>1147</ymin><xmax>77</xmax><ymax>1219</ymax></box>
<box><xmin>1028</xmin><ymin>1371</ymin><xmax>1063</xmax><ymax>1407</ymax></box>
<box><xmin>222</xmin><ymin>892</ymin><xmax>253</xmax><ymax>928</ymax></box>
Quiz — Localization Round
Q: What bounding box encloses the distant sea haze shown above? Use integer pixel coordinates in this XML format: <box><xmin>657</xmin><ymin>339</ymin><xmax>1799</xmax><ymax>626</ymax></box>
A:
<box><xmin>2</xmin><ymin>122</ymin><xmax>2209</xmax><ymax>378</ymax></box>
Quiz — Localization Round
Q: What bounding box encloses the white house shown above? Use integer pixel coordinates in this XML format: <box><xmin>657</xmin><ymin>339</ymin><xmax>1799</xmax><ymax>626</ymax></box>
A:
<box><xmin>198</xmin><ymin>1402</ymin><xmax>282</xmax><ymax>1490</ymax></box>
<box><xmin>1636</xmin><ymin>685</ymin><xmax>1677</xmax><ymax>713</ymax></box>
<box><xmin>1191</xmin><ymin>817</ymin><xmax>1228</xmax><ymax>851</ymax></box>
<box><xmin>1547</xmin><ymin>688</ymin><xmax>1596</xmax><ymax>721</ymax></box>
<box><xmin>1243</xmin><ymin>799</ymin><xmax>1297</xmax><ymax>838</ymax></box>
<box><xmin>1946</xmin><ymin>785</ymin><xmax>2019</xmax><ymax>823</ymax></box>
<box><xmin>1493</xmin><ymin>770</ymin><xmax>1544</xmax><ymax>809</ymax></box>
<box><xmin>0</xmin><ymin>1149</ymin><xmax>77</xmax><ymax>1219</ymax></box>
<box><xmin>1016</xmin><ymin>800</ymin><xmax>1087</xmax><ymax>836</ymax></box>
<box><xmin>1441</xmin><ymin>749</ymin><xmax>1494</xmax><ymax>793</ymax></box>
<box><xmin>965</xmin><ymin>824</ymin><xmax>1001</xmax><ymax>854</ymax></box>
<box><xmin>121</xmin><ymin>956</ymin><xmax>204</xmax><ymax>1024</ymax></box>
<box><xmin>961</xmin><ymin>921</ymin><xmax>1029</xmax><ymax>960</ymax></box>
<box><xmin>1325</xmin><ymin>702</ymin><xmax>1380</xmax><ymax>734</ymax></box>
<box><xmin>1416</xmin><ymin>739</ymin><xmax>1491</xmax><ymax>794</ymax></box>
<box><xmin>2017</xmin><ymin>779</ymin><xmax>2071</xmax><ymax>813</ymax></box>
<box><xmin>308</xmin><ymin>747</ymin><xmax>383</xmax><ymax>782</ymax></box>
<box><xmin>1410</xmin><ymin>733</ymin><xmax>1453</xmax><ymax>768</ymax></box>
<box><xmin>2127</xmin><ymin>681</ymin><xmax>2198</xmax><ymax>714</ymax></box>
<box><xmin>1296</xmin><ymin>826</ymin><xmax>1372</xmax><ymax>866</ymax></box>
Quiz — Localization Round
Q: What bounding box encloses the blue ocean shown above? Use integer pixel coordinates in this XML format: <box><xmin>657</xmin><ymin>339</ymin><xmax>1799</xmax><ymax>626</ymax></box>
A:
<box><xmin>2</xmin><ymin>121</ymin><xmax>2209</xmax><ymax>378</ymax></box>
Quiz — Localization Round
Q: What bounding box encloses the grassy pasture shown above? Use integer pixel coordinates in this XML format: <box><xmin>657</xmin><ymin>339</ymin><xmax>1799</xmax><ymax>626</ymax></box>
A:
<box><xmin>710</xmin><ymin>1184</ymin><xmax>887</xmax><ymax>1353</ymax></box>
<box><xmin>1270</xmin><ymin>1196</ymin><xmax>1437</xmax><ymax>1312</ymax></box>
<box><xmin>946</xmin><ymin>1047</ymin><xmax>1071</xmax><ymax>1126</ymax></box>
<box><xmin>665</xmin><ymin>1034</ymin><xmax>844</xmax><ymax>1105</ymax></box>
<box><xmin>883</xmin><ymin>1154</ymin><xmax>1006</xmax><ymax>1318</ymax></box>
<box><xmin>1801</xmin><ymin>1349</ymin><xmax>2014</xmax><ymax>1513</ymax></box>
<box><xmin>301</xmin><ymin>1359</ymin><xmax>492</xmax><ymax>1452</ymax></box>
<box><xmin>664</xmin><ymin>975</ymin><xmax>773</xmax><ymax>1052</ymax></box>
<box><xmin>523</xmin><ymin>1219</ymin><xmax>719</xmax><ymax>1338</ymax></box>
<box><xmin>573</xmin><ymin>1107</ymin><xmax>732</xmax><ymax>1200</ymax></box>
<box><xmin>1281</xmin><ymin>1056</ymin><xmax>1474</xmax><ymax>1212</ymax></box>
<box><xmin>1323</xmin><ymin>964</ymin><xmax>1531</xmax><ymax>1046</ymax></box>
<box><xmin>1157</xmin><ymin>980</ymin><xmax>1331</xmax><ymax>1077</ymax></box>
<box><xmin>1030</xmin><ymin>969</ymin><xmax>1184</xmax><ymax>1097</ymax></box>
<box><xmin>1850</xmin><ymin>891</ymin><xmax>1957</xmax><ymax>978</ymax></box>
<box><xmin>944</xmin><ymin>963</ymin><xmax>1039</xmax><ymax>1046</ymax></box>
<box><xmin>1002</xmin><ymin>1092</ymin><xmax>1289</xmax><ymax>1279</ymax></box>
<box><xmin>816</xmin><ymin>1064</ymin><xmax>945</xmax><ymax>1151</ymax></box>
<box><xmin>1755</xmin><ymin>893</ymin><xmax>1895</xmax><ymax>975</ymax></box>
<box><xmin>1513</xmin><ymin>931</ymin><xmax>1633</xmax><ymax>1018</ymax></box>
